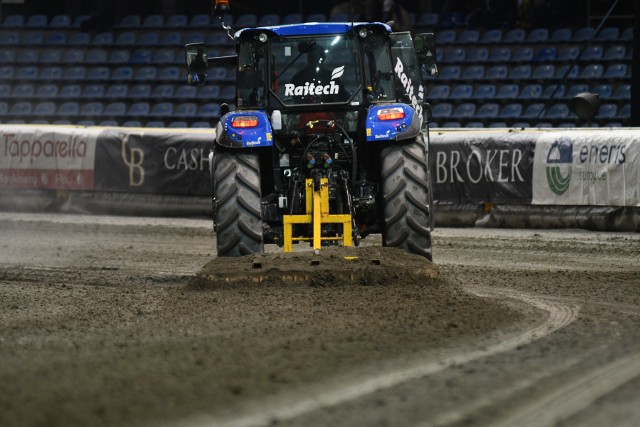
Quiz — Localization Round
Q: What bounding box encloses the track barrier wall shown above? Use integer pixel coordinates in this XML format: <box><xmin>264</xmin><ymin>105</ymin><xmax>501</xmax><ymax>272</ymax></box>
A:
<box><xmin>0</xmin><ymin>124</ymin><xmax>639</xmax><ymax>230</ymax></box>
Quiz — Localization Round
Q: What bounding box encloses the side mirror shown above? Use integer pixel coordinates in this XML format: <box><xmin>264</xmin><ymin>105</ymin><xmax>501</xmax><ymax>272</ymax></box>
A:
<box><xmin>414</xmin><ymin>33</ymin><xmax>438</xmax><ymax>77</ymax></box>
<box><xmin>185</xmin><ymin>43</ymin><xmax>208</xmax><ymax>86</ymax></box>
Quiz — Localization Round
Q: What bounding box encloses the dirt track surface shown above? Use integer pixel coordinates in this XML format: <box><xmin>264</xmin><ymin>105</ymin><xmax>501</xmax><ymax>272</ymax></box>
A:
<box><xmin>1</xmin><ymin>213</ymin><xmax>640</xmax><ymax>427</ymax></box>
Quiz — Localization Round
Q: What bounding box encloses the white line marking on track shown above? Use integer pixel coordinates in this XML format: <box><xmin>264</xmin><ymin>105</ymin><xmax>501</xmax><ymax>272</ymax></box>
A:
<box><xmin>170</xmin><ymin>287</ymin><xmax>579</xmax><ymax>427</ymax></box>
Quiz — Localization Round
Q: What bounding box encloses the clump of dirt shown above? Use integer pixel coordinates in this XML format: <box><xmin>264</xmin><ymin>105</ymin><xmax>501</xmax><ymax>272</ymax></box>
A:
<box><xmin>188</xmin><ymin>246</ymin><xmax>439</xmax><ymax>289</ymax></box>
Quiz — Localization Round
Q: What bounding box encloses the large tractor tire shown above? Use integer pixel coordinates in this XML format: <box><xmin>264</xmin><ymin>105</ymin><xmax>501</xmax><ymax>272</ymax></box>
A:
<box><xmin>212</xmin><ymin>150</ymin><xmax>264</xmax><ymax>257</ymax></box>
<box><xmin>380</xmin><ymin>137</ymin><xmax>432</xmax><ymax>260</ymax></box>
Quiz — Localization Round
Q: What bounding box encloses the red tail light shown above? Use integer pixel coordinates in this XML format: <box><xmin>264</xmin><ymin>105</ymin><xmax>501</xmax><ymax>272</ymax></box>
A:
<box><xmin>377</xmin><ymin>107</ymin><xmax>404</xmax><ymax>121</ymax></box>
<box><xmin>231</xmin><ymin>115</ymin><xmax>259</xmax><ymax>128</ymax></box>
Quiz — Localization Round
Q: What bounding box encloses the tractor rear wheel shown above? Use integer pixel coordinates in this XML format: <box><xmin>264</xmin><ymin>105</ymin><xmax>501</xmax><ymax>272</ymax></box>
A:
<box><xmin>212</xmin><ymin>150</ymin><xmax>264</xmax><ymax>257</ymax></box>
<box><xmin>380</xmin><ymin>137</ymin><xmax>432</xmax><ymax>260</ymax></box>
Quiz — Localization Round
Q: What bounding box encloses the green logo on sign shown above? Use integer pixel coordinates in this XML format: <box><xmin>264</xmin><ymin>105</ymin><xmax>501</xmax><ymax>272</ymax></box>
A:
<box><xmin>545</xmin><ymin>138</ymin><xmax>573</xmax><ymax>196</ymax></box>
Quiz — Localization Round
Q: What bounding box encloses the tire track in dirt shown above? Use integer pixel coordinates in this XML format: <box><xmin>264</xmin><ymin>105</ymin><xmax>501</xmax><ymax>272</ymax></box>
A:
<box><xmin>172</xmin><ymin>287</ymin><xmax>579</xmax><ymax>427</ymax></box>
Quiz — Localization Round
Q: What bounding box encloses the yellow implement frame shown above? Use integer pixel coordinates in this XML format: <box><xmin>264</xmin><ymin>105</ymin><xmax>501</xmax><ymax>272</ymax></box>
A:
<box><xmin>283</xmin><ymin>178</ymin><xmax>352</xmax><ymax>252</ymax></box>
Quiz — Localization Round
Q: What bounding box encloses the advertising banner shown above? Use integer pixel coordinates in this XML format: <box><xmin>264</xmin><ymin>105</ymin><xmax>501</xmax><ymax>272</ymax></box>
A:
<box><xmin>94</xmin><ymin>129</ymin><xmax>215</xmax><ymax>196</ymax></box>
<box><xmin>532</xmin><ymin>130</ymin><xmax>640</xmax><ymax>206</ymax></box>
<box><xmin>429</xmin><ymin>132</ymin><xmax>535</xmax><ymax>204</ymax></box>
<box><xmin>0</xmin><ymin>125</ymin><xmax>99</xmax><ymax>190</ymax></box>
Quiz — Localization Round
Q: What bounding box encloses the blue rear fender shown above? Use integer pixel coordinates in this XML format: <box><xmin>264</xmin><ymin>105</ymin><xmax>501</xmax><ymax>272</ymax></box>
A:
<box><xmin>215</xmin><ymin>110</ymin><xmax>274</xmax><ymax>148</ymax></box>
<box><xmin>365</xmin><ymin>103</ymin><xmax>422</xmax><ymax>142</ymax></box>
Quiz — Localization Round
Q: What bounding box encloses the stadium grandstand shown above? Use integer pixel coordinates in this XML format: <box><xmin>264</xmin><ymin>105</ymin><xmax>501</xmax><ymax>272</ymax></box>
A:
<box><xmin>0</xmin><ymin>0</ymin><xmax>634</xmax><ymax>128</ymax></box>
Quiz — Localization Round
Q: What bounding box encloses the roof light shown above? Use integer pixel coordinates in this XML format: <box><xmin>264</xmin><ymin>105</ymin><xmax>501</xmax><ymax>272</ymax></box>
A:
<box><xmin>377</xmin><ymin>107</ymin><xmax>404</xmax><ymax>121</ymax></box>
<box><xmin>231</xmin><ymin>115</ymin><xmax>259</xmax><ymax>128</ymax></box>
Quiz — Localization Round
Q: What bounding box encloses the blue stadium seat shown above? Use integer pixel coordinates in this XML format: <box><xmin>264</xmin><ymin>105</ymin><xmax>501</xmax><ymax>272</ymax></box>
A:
<box><xmin>175</xmin><ymin>102</ymin><xmax>198</xmax><ymax>116</ymax></box>
<box><xmin>0</xmin><ymin>65</ymin><xmax>14</xmax><ymax>80</ymax></box>
<box><xmin>16</xmin><ymin>66</ymin><xmax>38</xmax><ymax>80</ymax></box>
<box><xmin>112</xmin><ymin>66</ymin><xmax>134</xmax><ymax>81</ymax></box>
<box><xmin>566</xmin><ymin>84</ymin><xmax>589</xmax><ymax>99</ymax></box>
<box><xmin>556</xmin><ymin>64</ymin><xmax>579</xmax><ymax>79</ymax></box>
<box><xmin>442</xmin><ymin>121</ymin><xmax>461</xmax><ymax>128</ymax></box>
<box><xmin>50</xmin><ymin>14</ymin><xmax>72</xmax><ymax>28</ymax></box>
<box><xmin>84</xmin><ymin>67</ymin><xmax>107</xmax><ymax>81</ymax></box>
<box><xmin>509</xmin><ymin>64</ymin><xmax>532</xmax><ymax>79</ymax></box>
<box><xmin>544</xmin><ymin>103</ymin><xmax>570</xmax><ymax>119</ymax></box>
<box><xmin>580</xmin><ymin>45</ymin><xmax>603</xmax><ymax>61</ymax></box>
<box><xmin>617</xmin><ymin>104</ymin><xmax>630</xmax><ymax>118</ymax></box>
<box><xmin>235</xmin><ymin>14</ymin><xmax>258</xmax><ymax>28</ymax></box>
<box><xmin>108</xmin><ymin>50</ymin><xmax>130</xmax><ymax>65</ymax></box>
<box><xmin>428</xmin><ymin>84</ymin><xmax>450</xmax><ymax>99</ymax></box>
<box><xmin>56</xmin><ymin>101</ymin><xmax>80</xmax><ymax>116</ymax></box>
<box><xmin>105</xmin><ymin>84</ymin><xmax>128</xmax><ymax>98</ymax></box>
<box><xmin>158</xmin><ymin>66</ymin><xmax>180</xmax><ymax>81</ymax></box>
<box><xmin>45</xmin><ymin>32</ymin><xmax>66</xmax><ymax>45</ymax></box>
<box><xmin>199</xmin><ymin>103</ymin><xmax>222</xmax><ymax>118</ymax></box>
<box><xmin>103</xmin><ymin>102</ymin><xmax>127</xmax><ymax>117</ymax></box>
<box><xmin>146</xmin><ymin>121</ymin><xmax>165</xmax><ymax>128</ymax></box>
<box><xmin>259</xmin><ymin>14</ymin><xmax>280</xmax><ymax>26</ymax></box>
<box><xmin>72</xmin><ymin>15</ymin><xmax>90</xmax><ymax>28</ymax></box>
<box><xmin>417</xmin><ymin>13</ymin><xmax>439</xmax><ymax>27</ymax></box>
<box><xmin>620</xmin><ymin>27</ymin><xmax>633</xmax><ymax>41</ymax></box>
<box><xmin>175</xmin><ymin>85</ymin><xmax>197</xmax><ymax>99</ymax></box>
<box><xmin>535</xmin><ymin>47</ymin><xmax>556</xmax><ymax>62</ymax></box>
<box><xmin>39</xmin><ymin>66</ymin><xmax>62</xmax><ymax>80</ymax></box>
<box><xmin>132</xmin><ymin>49</ymin><xmax>153</xmax><ymax>64</ymax></box>
<box><xmin>192</xmin><ymin>121</ymin><xmax>212</xmax><ymax>128</ymax></box>
<box><xmin>62</xmin><ymin>50</ymin><xmax>85</xmax><ymax>64</ymax></box>
<box><xmin>122</xmin><ymin>120</ymin><xmax>142</xmax><ymax>127</ymax></box>
<box><xmin>166</xmin><ymin>14</ymin><xmax>188</xmax><ymax>28</ymax></box>
<box><xmin>152</xmin><ymin>84</ymin><xmax>175</xmax><ymax>98</ymax></box>
<box><xmin>26</xmin><ymin>14</ymin><xmax>47</xmax><ymax>27</ymax></box>
<box><xmin>3</xmin><ymin>15</ymin><xmax>24</xmax><ymax>27</ymax></box>
<box><xmin>40</xmin><ymin>50</ymin><xmax>62</xmax><ymax>63</ymax></box>
<box><xmin>489</xmin><ymin>122</ymin><xmax>507</xmax><ymax>128</ymax></box>
<box><xmin>431</xmin><ymin>103</ymin><xmax>453</xmax><ymax>119</ymax></box>
<box><xmin>81</xmin><ymin>102</ymin><xmax>104</xmax><ymax>116</ymax></box>
<box><xmin>197</xmin><ymin>85</ymin><xmax>221</xmax><ymax>99</ymax></box>
<box><xmin>68</xmin><ymin>32</ymin><xmax>90</xmax><ymax>45</ymax></box>
<box><xmin>17</xmin><ymin>49</ymin><xmax>38</xmax><ymax>63</ymax></box>
<box><xmin>82</xmin><ymin>84</ymin><xmax>105</xmax><ymax>98</ymax></box>
<box><xmin>612</xmin><ymin>84</ymin><xmax>630</xmax><ymax>100</ymax></box>
<box><xmin>604</xmin><ymin>63</ymin><xmax>628</xmax><ymax>79</ymax></box>
<box><xmin>544</xmin><ymin>84</ymin><xmax>565</xmax><ymax>98</ymax></box>
<box><xmin>473</xmin><ymin>84</ymin><xmax>496</xmax><ymax>99</ymax></box>
<box><xmin>59</xmin><ymin>84</ymin><xmax>81</xmax><ymax>98</ymax></box>
<box><xmin>465</xmin><ymin>122</ymin><xmax>484</xmax><ymax>128</ymax></box>
<box><xmin>480</xmin><ymin>29</ymin><xmax>502</xmax><ymax>43</ymax></box>
<box><xmin>604</xmin><ymin>45</ymin><xmax>626</xmax><ymax>61</ymax></box>
<box><xmin>499</xmin><ymin>103</ymin><xmax>523</xmax><ymax>119</ymax></box>
<box><xmin>462</xmin><ymin>65</ymin><xmax>484</xmax><ymax>80</ymax></box>
<box><xmin>86</xmin><ymin>48</ymin><xmax>108</xmax><ymax>63</ymax></box>
<box><xmin>207</xmin><ymin>32</ymin><xmax>233</xmax><ymax>46</ymax></box>
<box><xmin>522</xmin><ymin>103</ymin><xmax>545</xmax><ymax>119</ymax></box>
<box><xmin>35</xmin><ymin>84</ymin><xmax>57</xmax><ymax>98</ymax></box>
<box><xmin>489</xmin><ymin>47</ymin><xmax>512</xmax><ymax>62</ymax></box>
<box><xmin>135</xmin><ymin>67</ymin><xmax>157</xmax><ymax>80</ymax></box>
<box><xmin>450</xmin><ymin>84</ymin><xmax>473</xmax><ymax>99</ymax></box>
<box><xmin>0</xmin><ymin>84</ymin><xmax>10</xmax><ymax>97</ymax></box>
<box><xmin>0</xmin><ymin>32</ymin><xmax>19</xmax><ymax>45</ymax></box>
<box><xmin>512</xmin><ymin>46</ymin><xmax>534</xmax><ymax>62</ymax></box>
<box><xmin>154</xmin><ymin>50</ymin><xmax>176</xmax><ymax>64</ymax></box>
<box><xmin>220</xmin><ymin>85</ymin><xmax>235</xmax><ymax>102</ymax></box>
<box><xmin>143</xmin><ymin>14</ymin><xmax>164</xmax><ymax>27</ymax></box>
<box><xmin>595</xmin><ymin>27</ymin><xmax>620</xmax><ymax>41</ymax></box>
<box><xmin>282</xmin><ymin>13</ymin><xmax>303</xmax><ymax>25</ymax></box>
<box><xmin>11</xmin><ymin>84</ymin><xmax>34</xmax><ymax>98</ymax></box>
<box><xmin>307</xmin><ymin>13</ymin><xmax>327</xmax><ymax>22</ymax></box>
<box><xmin>519</xmin><ymin>84</ymin><xmax>542</xmax><ymax>99</ymax></box>
<box><xmin>190</xmin><ymin>14</ymin><xmax>211</xmax><ymax>27</ymax></box>
<box><xmin>0</xmin><ymin>49</ymin><xmax>15</xmax><ymax>62</ymax></box>
<box><xmin>138</xmin><ymin>32</ymin><xmax>160</xmax><ymax>46</ymax></box>
<box><xmin>591</xmin><ymin>84</ymin><xmax>612</xmax><ymax>99</ymax></box>
<box><xmin>580</xmin><ymin>64</ymin><xmax>604</xmax><ymax>79</ymax></box>
<box><xmin>160</xmin><ymin>32</ymin><xmax>181</xmax><ymax>46</ymax></box>
<box><xmin>438</xmin><ymin>65</ymin><xmax>461</xmax><ymax>80</ymax></box>
<box><xmin>10</xmin><ymin>101</ymin><xmax>32</xmax><ymax>115</ymax></box>
<box><xmin>445</xmin><ymin>47</ymin><xmax>466</xmax><ymax>62</ymax></box>
<box><xmin>118</xmin><ymin>15</ymin><xmax>141</xmax><ymax>28</ymax></box>
<box><xmin>485</xmin><ymin>65</ymin><xmax>508</xmax><ymax>80</ymax></box>
<box><xmin>436</xmin><ymin>30</ymin><xmax>456</xmax><ymax>44</ymax></box>
<box><xmin>573</xmin><ymin>27</ymin><xmax>595</xmax><ymax>41</ymax></box>
<box><xmin>496</xmin><ymin>84</ymin><xmax>519</xmax><ymax>99</ymax></box>
<box><xmin>533</xmin><ymin>64</ymin><xmax>555</xmax><ymax>79</ymax></box>
<box><xmin>32</xmin><ymin>101</ymin><xmax>57</xmax><ymax>116</ymax></box>
<box><xmin>128</xmin><ymin>85</ymin><xmax>152</xmax><ymax>99</ymax></box>
<box><xmin>151</xmin><ymin>102</ymin><xmax>174</xmax><ymax>117</ymax></box>
<box><xmin>526</xmin><ymin>28</ymin><xmax>549</xmax><ymax>43</ymax></box>
<box><xmin>557</xmin><ymin>46</ymin><xmax>580</xmax><ymax>61</ymax></box>
<box><xmin>115</xmin><ymin>32</ymin><xmax>136</xmax><ymax>45</ymax></box>
<box><xmin>453</xmin><ymin>103</ymin><xmax>476</xmax><ymax>118</ymax></box>
<box><xmin>466</xmin><ymin>47</ymin><xmax>488</xmax><ymax>62</ymax></box>
<box><xmin>92</xmin><ymin>32</ymin><xmax>114</xmax><ymax>45</ymax></box>
<box><xmin>22</xmin><ymin>32</ymin><xmax>43</xmax><ymax>44</ymax></box>
<box><xmin>185</xmin><ymin>32</ymin><xmax>205</xmax><ymax>44</ymax></box>
<box><xmin>475</xmin><ymin>103</ymin><xmax>499</xmax><ymax>118</ymax></box>
<box><xmin>596</xmin><ymin>103</ymin><xmax>617</xmax><ymax>119</ymax></box>
<box><xmin>168</xmin><ymin>121</ymin><xmax>188</xmax><ymax>128</ymax></box>
<box><xmin>504</xmin><ymin>28</ymin><xmax>525</xmax><ymax>43</ymax></box>
<box><xmin>550</xmin><ymin>28</ymin><xmax>572</xmax><ymax>42</ymax></box>
<box><xmin>458</xmin><ymin>30</ymin><xmax>479</xmax><ymax>44</ymax></box>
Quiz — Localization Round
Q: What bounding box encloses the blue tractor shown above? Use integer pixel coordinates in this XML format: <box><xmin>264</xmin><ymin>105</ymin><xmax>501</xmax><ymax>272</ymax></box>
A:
<box><xmin>185</xmin><ymin>1</ymin><xmax>438</xmax><ymax>260</ymax></box>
